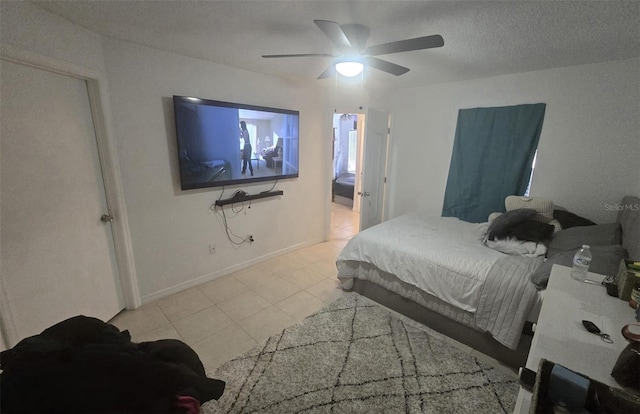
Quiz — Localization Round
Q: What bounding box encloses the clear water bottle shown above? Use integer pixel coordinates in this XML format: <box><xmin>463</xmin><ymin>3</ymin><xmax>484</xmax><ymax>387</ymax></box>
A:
<box><xmin>571</xmin><ymin>245</ymin><xmax>592</xmax><ymax>282</ymax></box>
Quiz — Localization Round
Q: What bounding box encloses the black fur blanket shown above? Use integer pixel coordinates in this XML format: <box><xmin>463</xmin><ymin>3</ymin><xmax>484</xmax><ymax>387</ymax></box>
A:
<box><xmin>1</xmin><ymin>315</ymin><xmax>225</xmax><ymax>413</ymax></box>
<box><xmin>487</xmin><ymin>208</ymin><xmax>554</xmax><ymax>243</ymax></box>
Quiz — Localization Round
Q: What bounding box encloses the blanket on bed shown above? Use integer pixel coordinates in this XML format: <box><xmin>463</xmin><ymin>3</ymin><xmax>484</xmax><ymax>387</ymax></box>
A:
<box><xmin>336</xmin><ymin>213</ymin><xmax>542</xmax><ymax>349</ymax></box>
<box><xmin>476</xmin><ymin>255</ymin><xmax>541</xmax><ymax>348</ymax></box>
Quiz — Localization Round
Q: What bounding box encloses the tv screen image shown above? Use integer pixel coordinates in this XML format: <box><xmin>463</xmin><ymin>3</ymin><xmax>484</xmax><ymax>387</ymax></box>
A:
<box><xmin>173</xmin><ymin>96</ymin><xmax>299</xmax><ymax>190</ymax></box>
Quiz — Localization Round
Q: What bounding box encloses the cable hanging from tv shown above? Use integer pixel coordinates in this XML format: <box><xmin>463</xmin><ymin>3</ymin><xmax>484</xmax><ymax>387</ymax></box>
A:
<box><xmin>211</xmin><ymin>186</ymin><xmax>283</xmax><ymax>246</ymax></box>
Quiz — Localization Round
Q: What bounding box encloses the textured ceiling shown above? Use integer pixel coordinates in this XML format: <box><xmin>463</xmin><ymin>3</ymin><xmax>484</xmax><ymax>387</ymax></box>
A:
<box><xmin>34</xmin><ymin>0</ymin><xmax>640</xmax><ymax>89</ymax></box>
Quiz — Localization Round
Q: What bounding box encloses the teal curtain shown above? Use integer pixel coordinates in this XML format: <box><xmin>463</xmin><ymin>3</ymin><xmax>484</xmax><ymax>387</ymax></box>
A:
<box><xmin>442</xmin><ymin>103</ymin><xmax>546</xmax><ymax>223</ymax></box>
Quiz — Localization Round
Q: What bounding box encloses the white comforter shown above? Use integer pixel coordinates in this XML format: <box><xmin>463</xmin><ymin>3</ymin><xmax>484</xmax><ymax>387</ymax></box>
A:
<box><xmin>336</xmin><ymin>213</ymin><xmax>543</xmax><ymax>348</ymax></box>
<box><xmin>338</xmin><ymin>214</ymin><xmax>507</xmax><ymax>312</ymax></box>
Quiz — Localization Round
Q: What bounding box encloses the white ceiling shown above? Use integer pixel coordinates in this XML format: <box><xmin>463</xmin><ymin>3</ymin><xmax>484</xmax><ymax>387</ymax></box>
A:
<box><xmin>33</xmin><ymin>0</ymin><xmax>640</xmax><ymax>89</ymax></box>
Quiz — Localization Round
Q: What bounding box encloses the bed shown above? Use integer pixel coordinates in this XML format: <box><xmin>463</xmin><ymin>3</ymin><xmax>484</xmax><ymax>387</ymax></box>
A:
<box><xmin>336</xmin><ymin>195</ymin><xmax>640</xmax><ymax>369</ymax></box>
<box><xmin>200</xmin><ymin>159</ymin><xmax>228</xmax><ymax>181</ymax></box>
<box><xmin>332</xmin><ymin>172</ymin><xmax>355</xmax><ymax>200</ymax></box>
<box><xmin>180</xmin><ymin>158</ymin><xmax>229</xmax><ymax>184</ymax></box>
<box><xmin>337</xmin><ymin>213</ymin><xmax>543</xmax><ymax>367</ymax></box>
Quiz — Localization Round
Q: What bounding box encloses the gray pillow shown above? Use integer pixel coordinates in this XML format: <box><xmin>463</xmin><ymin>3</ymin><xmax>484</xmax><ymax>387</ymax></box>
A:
<box><xmin>531</xmin><ymin>244</ymin><xmax>627</xmax><ymax>289</ymax></box>
<box><xmin>547</xmin><ymin>223</ymin><xmax>622</xmax><ymax>258</ymax></box>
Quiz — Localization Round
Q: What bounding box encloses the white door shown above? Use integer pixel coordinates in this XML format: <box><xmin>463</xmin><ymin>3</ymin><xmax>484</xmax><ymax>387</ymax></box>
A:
<box><xmin>359</xmin><ymin>108</ymin><xmax>390</xmax><ymax>230</ymax></box>
<box><xmin>0</xmin><ymin>60</ymin><xmax>125</xmax><ymax>345</ymax></box>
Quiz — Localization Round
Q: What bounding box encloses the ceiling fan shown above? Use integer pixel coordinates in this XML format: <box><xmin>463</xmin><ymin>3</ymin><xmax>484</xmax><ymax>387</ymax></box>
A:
<box><xmin>262</xmin><ymin>20</ymin><xmax>444</xmax><ymax>79</ymax></box>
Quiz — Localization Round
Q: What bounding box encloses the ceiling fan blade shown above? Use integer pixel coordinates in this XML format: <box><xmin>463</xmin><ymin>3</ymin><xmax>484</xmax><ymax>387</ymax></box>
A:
<box><xmin>262</xmin><ymin>53</ymin><xmax>336</xmax><ymax>58</ymax></box>
<box><xmin>365</xmin><ymin>34</ymin><xmax>444</xmax><ymax>56</ymax></box>
<box><xmin>317</xmin><ymin>65</ymin><xmax>337</xmax><ymax>80</ymax></box>
<box><xmin>314</xmin><ymin>19</ymin><xmax>353</xmax><ymax>53</ymax></box>
<box><xmin>364</xmin><ymin>57</ymin><xmax>410</xmax><ymax>76</ymax></box>
<box><xmin>340</xmin><ymin>23</ymin><xmax>371</xmax><ymax>53</ymax></box>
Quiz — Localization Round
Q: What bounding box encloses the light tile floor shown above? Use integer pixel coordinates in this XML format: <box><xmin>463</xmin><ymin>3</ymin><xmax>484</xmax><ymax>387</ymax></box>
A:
<box><xmin>110</xmin><ymin>202</ymin><xmax>360</xmax><ymax>373</ymax></box>
<box><xmin>110</xmin><ymin>202</ymin><xmax>513</xmax><ymax>376</ymax></box>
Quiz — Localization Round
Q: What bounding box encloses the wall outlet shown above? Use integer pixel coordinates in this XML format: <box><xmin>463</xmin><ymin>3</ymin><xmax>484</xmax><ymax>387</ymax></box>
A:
<box><xmin>209</xmin><ymin>244</ymin><xmax>216</xmax><ymax>255</ymax></box>
<box><xmin>248</xmin><ymin>234</ymin><xmax>254</xmax><ymax>243</ymax></box>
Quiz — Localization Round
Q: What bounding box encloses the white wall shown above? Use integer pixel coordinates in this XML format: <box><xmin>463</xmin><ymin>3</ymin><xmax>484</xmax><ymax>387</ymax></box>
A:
<box><xmin>101</xmin><ymin>38</ymin><xmax>329</xmax><ymax>301</ymax></box>
<box><xmin>385</xmin><ymin>58</ymin><xmax>640</xmax><ymax>224</ymax></box>
<box><xmin>0</xmin><ymin>1</ymin><xmax>106</xmax><ymax>74</ymax></box>
<box><xmin>2</xmin><ymin>2</ymin><xmax>331</xmax><ymax>305</ymax></box>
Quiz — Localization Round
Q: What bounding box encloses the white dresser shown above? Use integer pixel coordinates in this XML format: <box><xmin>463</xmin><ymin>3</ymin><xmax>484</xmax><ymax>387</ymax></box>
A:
<box><xmin>514</xmin><ymin>264</ymin><xmax>636</xmax><ymax>413</ymax></box>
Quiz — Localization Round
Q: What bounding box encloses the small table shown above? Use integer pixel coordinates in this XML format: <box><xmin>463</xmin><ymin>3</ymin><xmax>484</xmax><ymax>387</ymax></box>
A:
<box><xmin>514</xmin><ymin>265</ymin><xmax>636</xmax><ymax>412</ymax></box>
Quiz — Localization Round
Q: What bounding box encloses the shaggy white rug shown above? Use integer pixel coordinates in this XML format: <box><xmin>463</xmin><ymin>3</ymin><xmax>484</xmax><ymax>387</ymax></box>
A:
<box><xmin>203</xmin><ymin>293</ymin><xmax>518</xmax><ymax>413</ymax></box>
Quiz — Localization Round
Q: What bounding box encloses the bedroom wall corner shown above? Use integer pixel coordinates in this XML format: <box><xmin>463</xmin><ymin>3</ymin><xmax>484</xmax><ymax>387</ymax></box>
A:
<box><xmin>0</xmin><ymin>2</ymin><xmax>107</xmax><ymax>75</ymax></box>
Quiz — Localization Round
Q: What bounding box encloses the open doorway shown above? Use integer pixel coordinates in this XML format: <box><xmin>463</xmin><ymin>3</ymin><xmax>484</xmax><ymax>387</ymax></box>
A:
<box><xmin>330</xmin><ymin>113</ymin><xmax>362</xmax><ymax>239</ymax></box>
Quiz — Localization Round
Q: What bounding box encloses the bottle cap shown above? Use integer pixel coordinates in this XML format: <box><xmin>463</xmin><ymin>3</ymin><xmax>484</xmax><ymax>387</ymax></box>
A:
<box><xmin>582</xmin><ymin>244</ymin><xmax>590</xmax><ymax>248</ymax></box>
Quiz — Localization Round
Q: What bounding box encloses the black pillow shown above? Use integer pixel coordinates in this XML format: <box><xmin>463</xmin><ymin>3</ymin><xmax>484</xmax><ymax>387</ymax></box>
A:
<box><xmin>531</xmin><ymin>245</ymin><xmax>627</xmax><ymax>289</ymax></box>
<box><xmin>553</xmin><ymin>209</ymin><xmax>596</xmax><ymax>229</ymax></box>
<box><xmin>487</xmin><ymin>209</ymin><xmax>538</xmax><ymax>240</ymax></box>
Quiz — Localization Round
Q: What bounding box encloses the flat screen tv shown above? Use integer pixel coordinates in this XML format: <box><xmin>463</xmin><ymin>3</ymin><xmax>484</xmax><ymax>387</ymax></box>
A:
<box><xmin>173</xmin><ymin>95</ymin><xmax>300</xmax><ymax>190</ymax></box>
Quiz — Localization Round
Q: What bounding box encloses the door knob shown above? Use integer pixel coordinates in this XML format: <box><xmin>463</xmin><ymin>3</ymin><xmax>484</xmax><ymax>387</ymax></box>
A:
<box><xmin>100</xmin><ymin>214</ymin><xmax>114</xmax><ymax>223</ymax></box>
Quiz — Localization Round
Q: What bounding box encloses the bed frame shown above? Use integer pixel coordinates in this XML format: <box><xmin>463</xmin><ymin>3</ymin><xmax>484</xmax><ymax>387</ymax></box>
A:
<box><xmin>352</xmin><ymin>279</ymin><xmax>532</xmax><ymax>370</ymax></box>
<box><xmin>339</xmin><ymin>260</ymin><xmax>535</xmax><ymax>371</ymax></box>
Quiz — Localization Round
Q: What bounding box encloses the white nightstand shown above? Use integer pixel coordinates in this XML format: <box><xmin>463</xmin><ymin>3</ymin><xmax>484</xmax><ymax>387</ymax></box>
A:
<box><xmin>514</xmin><ymin>264</ymin><xmax>636</xmax><ymax>413</ymax></box>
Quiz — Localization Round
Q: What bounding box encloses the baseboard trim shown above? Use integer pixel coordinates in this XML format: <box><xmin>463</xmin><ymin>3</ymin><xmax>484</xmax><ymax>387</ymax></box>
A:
<box><xmin>139</xmin><ymin>241</ymin><xmax>310</xmax><ymax>305</ymax></box>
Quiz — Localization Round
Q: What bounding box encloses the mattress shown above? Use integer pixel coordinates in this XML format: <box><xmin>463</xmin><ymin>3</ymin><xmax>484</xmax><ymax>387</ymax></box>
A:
<box><xmin>200</xmin><ymin>159</ymin><xmax>226</xmax><ymax>169</ymax></box>
<box><xmin>335</xmin><ymin>173</ymin><xmax>355</xmax><ymax>186</ymax></box>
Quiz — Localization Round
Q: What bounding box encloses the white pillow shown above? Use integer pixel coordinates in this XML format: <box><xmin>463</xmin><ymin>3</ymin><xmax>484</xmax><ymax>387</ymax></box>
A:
<box><xmin>487</xmin><ymin>212</ymin><xmax>502</xmax><ymax>224</ymax></box>
<box><xmin>505</xmin><ymin>196</ymin><xmax>553</xmax><ymax>221</ymax></box>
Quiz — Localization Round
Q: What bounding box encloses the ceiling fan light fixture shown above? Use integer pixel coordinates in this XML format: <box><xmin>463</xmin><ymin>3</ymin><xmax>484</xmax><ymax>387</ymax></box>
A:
<box><xmin>335</xmin><ymin>61</ymin><xmax>364</xmax><ymax>77</ymax></box>
<box><xmin>264</xmin><ymin>20</ymin><xmax>444</xmax><ymax>80</ymax></box>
